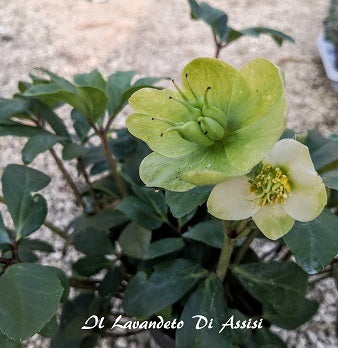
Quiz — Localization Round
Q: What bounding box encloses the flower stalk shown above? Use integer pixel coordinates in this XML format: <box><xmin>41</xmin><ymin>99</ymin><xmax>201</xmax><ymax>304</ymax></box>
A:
<box><xmin>216</xmin><ymin>221</ymin><xmax>235</xmax><ymax>281</ymax></box>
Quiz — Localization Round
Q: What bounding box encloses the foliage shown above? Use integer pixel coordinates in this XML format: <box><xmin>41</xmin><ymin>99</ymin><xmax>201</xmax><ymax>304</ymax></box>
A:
<box><xmin>0</xmin><ymin>1</ymin><xmax>336</xmax><ymax>348</ymax></box>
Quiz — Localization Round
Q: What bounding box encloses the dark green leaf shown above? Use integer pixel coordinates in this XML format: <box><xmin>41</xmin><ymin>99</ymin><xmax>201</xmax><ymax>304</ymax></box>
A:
<box><xmin>0</xmin><ymin>123</ymin><xmax>52</xmax><ymax>137</ymax></box>
<box><xmin>0</xmin><ymin>97</ymin><xmax>31</xmax><ymax>121</ymax></box>
<box><xmin>123</xmin><ymin>258</ymin><xmax>207</xmax><ymax>317</ymax></box>
<box><xmin>73</xmin><ymin>255</ymin><xmax>109</xmax><ymax>277</ymax></box>
<box><xmin>73</xmin><ymin>228</ymin><xmax>115</xmax><ymax>256</ymax></box>
<box><xmin>2</xmin><ymin>164</ymin><xmax>50</xmax><ymax>239</ymax></box>
<box><xmin>0</xmin><ymin>333</ymin><xmax>21</xmax><ymax>348</ymax></box>
<box><xmin>62</xmin><ymin>143</ymin><xmax>89</xmax><ymax>160</ymax></box>
<box><xmin>71</xmin><ymin>109</ymin><xmax>91</xmax><ymax>142</ymax></box>
<box><xmin>145</xmin><ymin>238</ymin><xmax>185</xmax><ymax>259</ymax></box>
<box><xmin>133</xmin><ymin>185</ymin><xmax>168</xmax><ymax>218</ymax></box>
<box><xmin>74</xmin><ymin>209</ymin><xmax>128</xmax><ymax>234</ymax></box>
<box><xmin>284</xmin><ymin>209</ymin><xmax>338</xmax><ymax>274</ymax></box>
<box><xmin>133</xmin><ymin>77</ymin><xmax>163</xmax><ymax>87</ymax></box>
<box><xmin>22</xmin><ymin>134</ymin><xmax>64</xmax><ymax>164</ymax></box>
<box><xmin>49</xmin><ymin>267</ymin><xmax>70</xmax><ymax>303</ymax></box>
<box><xmin>106</xmin><ymin>71</ymin><xmax>136</xmax><ymax>116</ymax></box>
<box><xmin>176</xmin><ymin>274</ymin><xmax>231</xmax><ymax>348</ymax></box>
<box><xmin>40</xmin><ymin>315</ymin><xmax>58</xmax><ymax>338</ymax></box>
<box><xmin>231</xmin><ymin>262</ymin><xmax>308</xmax><ymax>315</ymax></box>
<box><xmin>118</xmin><ymin>222</ymin><xmax>151</xmax><ymax>259</ymax></box>
<box><xmin>165</xmin><ymin>186</ymin><xmax>212</xmax><ymax>218</ymax></box>
<box><xmin>188</xmin><ymin>0</ymin><xmax>229</xmax><ymax>40</ymax></box>
<box><xmin>183</xmin><ymin>220</ymin><xmax>223</xmax><ymax>248</ymax></box>
<box><xmin>35</xmin><ymin>68</ymin><xmax>77</xmax><ymax>94</ymax></box>
<box><xmin>18</xmin><ymin>238</ymin><xmax>54</xmax><ymax>262</ymax></box>
<box><xmin>264</xmin><ymin>299</ymin><xmax>318</xmax><ymax>330</ymax></box>
<box><xmin>98</xmin><ymin>267</ymin><xmax>123</xmax><ymax>297</ymax></box>
<box><xmin>75</xmin><ymin>86</ymin><xmax>108</xmax><ymax>121</ymax></box>
<box><xmin>0</xmin><ymin>213</ymin><xmax>10</xmax><ymax>245</ymax></box>
<box><xmin>74</xmin><ymin>70</ymin><xmax>106</xmax><ymax>91</ymax></box>
<box><xmin>33</xmin><ymin>101</ymin><xmax>70</xmax><ymax>137</ymax></box>
<box><xmin>320</xmin><ymin>170</ymin><xmax>338</xmax><ymax>190</ymax></box>
<box><xmin>241</xmin><ymin>27</ymin><xmax>295</xmax><ymax>46</ymax></box>
<box><xmin>116</xmin><ymin>196</ymin><xmax>164</xmax><ymax>229</ymax></box>
<box><xmin>311</xmin><ymin>141</ymin><xmax>338</xmax><ymax>170</ymax></box>
<box><xmin>226</xmin><ymin>27</ymin><xmax>244</xmax><ymax>43</ymax></box>
<box><xmin>253</xmin><ymin>328</ymin><xmax>287</xmax><ymax>348</ymax></box>
<box><xmin>0</xmin><ymin>263</ymin><xmax>63</xmax><ymax>340</ymax></box>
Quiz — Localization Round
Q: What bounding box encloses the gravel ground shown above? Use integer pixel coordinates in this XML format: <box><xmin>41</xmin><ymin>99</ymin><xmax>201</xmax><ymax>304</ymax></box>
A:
<box><xmin>0</xmin><ymin>0</ymin><xmax>337</xmax><ymax>347</ymax></box>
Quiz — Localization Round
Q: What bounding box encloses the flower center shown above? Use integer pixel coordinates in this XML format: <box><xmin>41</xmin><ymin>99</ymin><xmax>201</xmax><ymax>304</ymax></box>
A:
<box><xmin>249</xmin><ymin>164</ymin><xmax>291</xmax><ymax>207</ymax></box>
<box><xmin>158</xmin><ymin>76</ymin><xmax>228</xmax><ymax>146</ymax></box>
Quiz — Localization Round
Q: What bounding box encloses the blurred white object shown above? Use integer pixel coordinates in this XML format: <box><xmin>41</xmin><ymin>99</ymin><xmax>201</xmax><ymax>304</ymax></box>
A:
<box><xmin>317</xmin><ymin>34</ymin><xmax>338</xmax><ymax>91</ymax></box>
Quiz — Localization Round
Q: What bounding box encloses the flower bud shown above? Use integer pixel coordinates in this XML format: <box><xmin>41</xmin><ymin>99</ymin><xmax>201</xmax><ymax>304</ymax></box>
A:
<box><xmin>165</xmin><ymin>121</ymin><xmax>213</xmax><ymax>146</ymax></box>
<box><xmin>198</xmin><ymin>117</ymin><xmax>225</xmax><ymax>141</ymax></box>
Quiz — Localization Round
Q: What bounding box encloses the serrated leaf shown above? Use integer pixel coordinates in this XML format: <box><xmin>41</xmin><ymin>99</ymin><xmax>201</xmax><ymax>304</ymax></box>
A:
<box><xmin>0</xmin><ymin>263</ymin><xmax>63</xmax><ymax>340</ymax></box>
<box><xmin>123</xmin><ymin>258</ymin><xmax>207</xmax><ymax>317</ymax></box>
<box><xmin>183</xmin><ymin>220</ymin><xmax>223</xmax><ymax>248</ymax></box>
<box><xmin>165</xmin><ymin>186</ymin><xmax>212</xmax><ymax>218</ymax></box>
<box><xmin>176</xmin><ymin>274</ymin><xmax>231</xmax><ymax>348</ymax></box>
<box><xmin>2</xmin><ymin>164</ymin><xmax>50</xmax><ymax>239</ymax></box>
<box><xmin>284</xmin><ymin>209</ymin><xmax>338</xmax><ymax>274</ymax></box>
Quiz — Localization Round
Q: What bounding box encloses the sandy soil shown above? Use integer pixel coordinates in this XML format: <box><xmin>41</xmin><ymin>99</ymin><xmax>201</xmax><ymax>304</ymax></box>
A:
<box><xmin>0</xmin><ymin>0</ymin><xmax>337</xmax><ymax>347</ymax></box>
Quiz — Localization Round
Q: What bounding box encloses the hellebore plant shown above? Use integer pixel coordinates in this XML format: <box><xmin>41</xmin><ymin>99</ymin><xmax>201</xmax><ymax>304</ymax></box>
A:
<box><xmin>127</xmin><ymin>57</ymin><xmax>287</xmax><ymax>191</ymax></box>
<box><xmin>207</xmin><ymin>139</ymin><xmax>327</xmax><ymax>240</ymax></box>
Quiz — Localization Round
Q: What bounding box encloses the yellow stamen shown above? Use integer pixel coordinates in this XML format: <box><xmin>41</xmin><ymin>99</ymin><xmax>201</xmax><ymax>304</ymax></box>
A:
<box><xmin>248</xmin><ymin>164</ymin><xmax>291</xmax><ymax>207</ymax></box>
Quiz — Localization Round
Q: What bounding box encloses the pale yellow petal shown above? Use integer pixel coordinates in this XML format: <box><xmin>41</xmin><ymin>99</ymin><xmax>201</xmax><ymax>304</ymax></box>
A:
<box><xmin>253</xmin><ymin>205</ymin><xmax>295</xmax><ymax>240</ymax></box>
<box><xmin>207</xmin><ymin>177</ymin><xmax>260</xmax><ymax>220</ymax></box>
<box><xmin>283</xmin><ymin>172</ymin><xmax>327</xmax><ymax>222</ymax></box>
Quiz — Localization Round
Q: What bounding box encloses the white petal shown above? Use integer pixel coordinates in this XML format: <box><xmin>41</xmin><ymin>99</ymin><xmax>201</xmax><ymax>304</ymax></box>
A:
<box><xmin>265</xmin><ymin>139</ymin><xmax>316</xmax><ymax>177</ymax></box>
<box><xmin>253</xmin><ymin>205</ymin><xmax>295</xmax><ymax>240</ymax></box>
<box><xmin>283</xmin><ymin>172</ymin><xmax>327</xmax><ymax>221</ymax></box>
<box><xmin>207</xmin><ymin>177</ymin><xmax>260</xmax><ymax>220</ymax></box>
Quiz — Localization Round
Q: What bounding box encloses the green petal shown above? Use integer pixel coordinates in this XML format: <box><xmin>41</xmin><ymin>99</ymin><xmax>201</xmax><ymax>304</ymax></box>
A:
<box><xmin>283</xmin><ymin>172</ymin><xmax>327</xmax><ymax>222</ymax></box>
<box><xmin>140</xmin><ymin>143</ymin><xmax>244</xmax><ymax>191</ymax></box>
<box><xmin>225</xmin><ymin>96</ymin><xmax>286</xmax><ymax>173</ymax></box>
<box><xmin>127</xmin><ymin>88</ymin><xmax>201</xmax><ymax>157</ymax></box>
<box><xmin>127</xmin><ymin>113</ymin><xmax>200</xmax><ymax>157</ymax></box>
<box><xmin>129</xmin><ymin>88</ymin><xmax>190</xmax><ymax>122</ymax></box>
<box><xmin>223</xmin><ymin>59</ymin><xmax>287</xmax><ymax>172</ymax></box>
<box><xmin>238</xmin><ymin>58</ymin><xmax>286</xmax><ymax>128</ymax></box>
<box><xmin>181</xmin><ymin>57</ymin><xmax>251</xmax><ymax>115</ymax></box>
<box><xmin>207</xmin><ymin>177</ymin><xmax>260</xmax><ymax>220</ymax></box>
<box><xmin>140</xmin><ymin>152</ymin><xmax>195</xmax><ymax>191</ymax></box>
<box><xmin>253</xmin><ymin>205</ymin><xmax>295</xmax><ymax>240</ymax></box>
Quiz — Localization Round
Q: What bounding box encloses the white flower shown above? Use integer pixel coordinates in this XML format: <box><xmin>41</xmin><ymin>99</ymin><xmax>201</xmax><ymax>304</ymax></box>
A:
<box><xmin>207</xmin><ymin>139</ymin><xmax>327</xmax><ymax>240</ymax></box>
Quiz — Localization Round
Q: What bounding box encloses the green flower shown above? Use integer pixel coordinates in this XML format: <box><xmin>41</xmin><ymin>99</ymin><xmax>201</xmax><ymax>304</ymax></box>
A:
<box><xmin>127</xmin><ymin>57</ymin><xmax>287</xmax><ymax>191</ymax></box>
<box><xmin>207</xmin><ymin>139</ymin><xmax>327</xmax><ymax>240</ymax></box>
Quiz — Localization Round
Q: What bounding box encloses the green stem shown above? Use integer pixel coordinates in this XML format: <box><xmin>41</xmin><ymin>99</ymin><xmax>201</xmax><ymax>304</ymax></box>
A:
<box><xmin>234</xmin><ymin>229</ymin><xmax>259</xmax><ymax>264</ymax></box>
<box><xmin>49</xmin><ymin>148</ymin><xmax>87</xmax><ymax>210</ymax></box>
<box><xmin>216</xmin><ymin>221</ymin><xmax>235</xmax><ymax>281</ymax></box>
